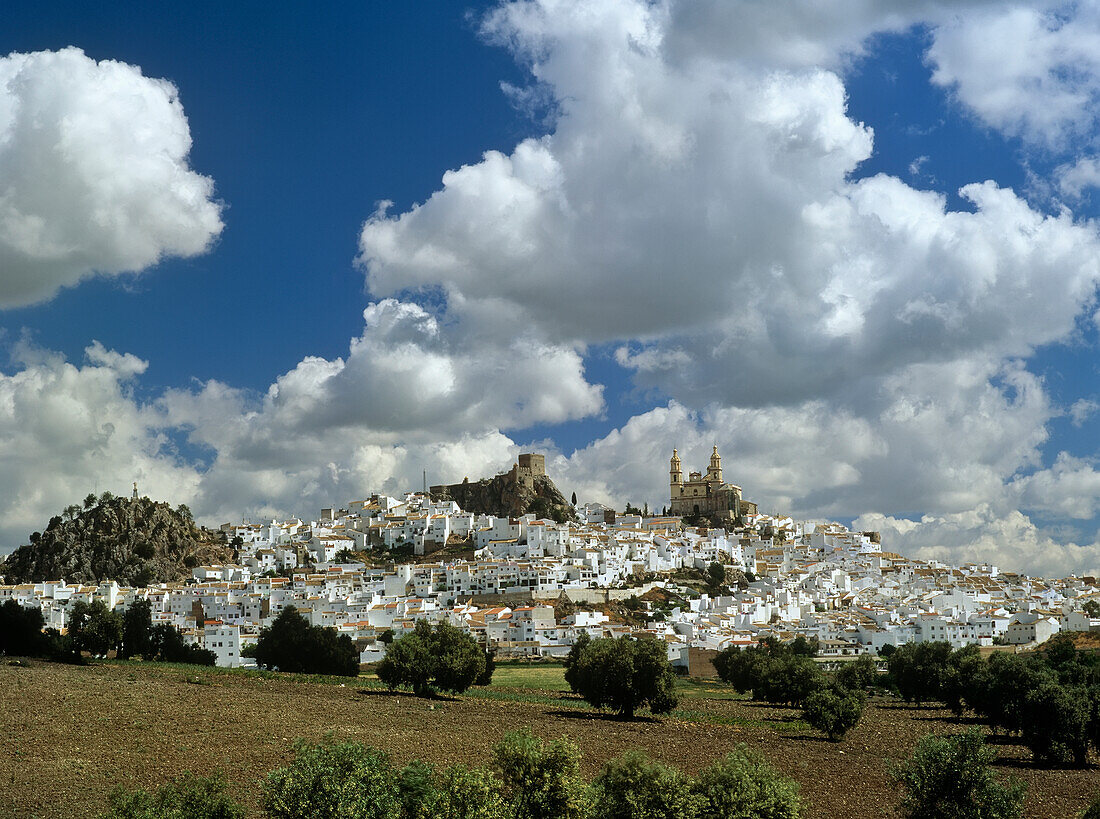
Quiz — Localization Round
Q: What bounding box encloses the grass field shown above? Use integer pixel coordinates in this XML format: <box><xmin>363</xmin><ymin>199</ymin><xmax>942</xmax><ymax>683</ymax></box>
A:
<box><xmin>2</xmin><ymin>658</ymin><xmax>1097</xmax><ymax>819</ymax></box>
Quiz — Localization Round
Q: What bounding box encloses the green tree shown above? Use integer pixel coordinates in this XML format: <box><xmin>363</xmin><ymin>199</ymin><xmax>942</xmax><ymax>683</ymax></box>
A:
<box><xmin>974</xmin><ymin>653</ymin><xmax>1054</xmax><ymax>735</ymax></box>
<box><xmin>789</xmin><ymin>636</ymin><xmax>819</xmax><ymax>657</ymax></box>
<box><xmin>120</xmin><ymin>599</ymin><xmax>154</xmax><ymax>660</ymax></box>
<box><xmin>253</xmin><ymin>607</ymin><xmax>358</xmax><ymax>676</ymax></box>
<box><xmin>261</xmin><ymin>739</ymin><xmax>400</xmax><ymax>819</ymax></box>
<box><xmin>756</xmin><ymin>655</ymin><xmax>825</xmax><ymax>707</ymax></box>
<box><xmin>0</xmin><ymin>599</ymin><xmax>47</xmax><ymax>657</ymax></box>
<box><xmin>591</xmin><ymin>751</ymin><xmax>698</xmax><ymax>819</ymax></box>
<box><xmin>104</xmin><ymin>772</ymin><xmax>244</xmax><ymax>819</ymax></box>
<box><xmin>569</xmin><ymin>636</ymin><xmax>678</xmax><ymax>719</ymax></box>
<box><xmin>1020</xmin><ymin>681</ymin><xmax>1092</xmax><ymax>766</ymax></box>
<box><xmin>1084</xmin><ymin>600</ymin><xmax>1100</xmax><ymax>618</ymax></box>
<box><xmin>564</xmin><ymin>631</ymin><xmax>591</xmax><ymax>693</ymax></box>
<box><xmin>69</xmin><ymin>599</ymin><xmax>122</xmax><ymax>657</ymax></box>
<box><xmin>150</xmin><ymin>623</ymin><xmax>217</xmax><ymax>666</ymax></box>
<box><xmin>692</xmin><ymin>746</ymin><xmax>801</xmax><ymax>819</ymax></box>
<box><xmin>493</xmin><ymin>730</ymin><xmax>588</xmax><ymax>819</ymax></box>
<box><xmin>377</xmin><ymin>620</ymin><xmax>485</xmax><ymax>696</ymax></box>
<box><xmin>886</xmin><ymin>642</ymin><xmax>953</xmax><ymax>706</ymax></box>
<box><xmin>835</xmin><ymin>655</ymin><xmax>878</xmax><ymax>693</ymax></box>
<box><xmin>893</xmin><ymin>730</ymin><xmax>1026</xmax><ymax>819</ymax></box>
<box><xmin>706</xmin><ymin>562</ymin><xmax>725</xmax><ymax>589</ymax></box>
<box><xmin>802</xmin><ymin>686</ymin><xmax>863</xmax><ymax>741</ymax></box>
<box><xmin>940</xmin><ymin>645</ymin><xmax>985</xmax><ymax>717</ymax></box>
<box><xmin>477</xmin><ymin>648</ymin><xmax>497</xmax><ymax>686</ymax></box>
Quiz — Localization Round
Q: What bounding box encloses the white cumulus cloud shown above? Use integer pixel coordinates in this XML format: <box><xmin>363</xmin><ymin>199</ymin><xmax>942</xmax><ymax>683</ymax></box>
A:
<box><xmin>0</xmin><ymin>47</ymin><xmax>222</xmax><ymax>307</ymax></box>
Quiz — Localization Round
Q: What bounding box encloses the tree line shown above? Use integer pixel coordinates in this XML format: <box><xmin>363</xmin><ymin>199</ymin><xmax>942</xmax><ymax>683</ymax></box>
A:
<box><xmin>712</xmin><ymin>631</ymin><xmax>1100</xmax><ymax>766</ymax></box>
<box><xmin>0</xmin><ymin>598</ymin><xmax>214</xmax><ymax>666</ymax></box>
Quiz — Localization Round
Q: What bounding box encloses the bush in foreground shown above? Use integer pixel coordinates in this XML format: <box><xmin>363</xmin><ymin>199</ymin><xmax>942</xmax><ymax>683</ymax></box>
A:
<box><xmin>104</xmin><ymin>733</ymin><xmax>809</xmax><ymax>819</ymax></box>
<box><xmin>103</xmin><ymin>772</ymin><xmax>244</xmax><ymax>819</ymax></box>
<box><xmin>693</xmin><ymin>746</ymin><xmax>801</xmax><ymax>819</ymax></box>
<box><xmin>261</xmin><ymin>738</ymin><xmax>400</xmax><ymax>819</ymax></box>
<box><xmin>377</xmin><ymin>620</ymin><xmax>486</xmax><ymax>696</ymax></box>
<box><xmin>893</xmin><ymin>730</ymin><xmax>1026</xmax><ymax>819</ymax></box>
<box><xmin>493</xmin><ymin>730</ymin><xmax>587</xmax><ymax>819</ymax></box>
<box><xmin>591</xmin><ymin>751</ymin><xmax>698</xmax><ymax>819</ymax></box>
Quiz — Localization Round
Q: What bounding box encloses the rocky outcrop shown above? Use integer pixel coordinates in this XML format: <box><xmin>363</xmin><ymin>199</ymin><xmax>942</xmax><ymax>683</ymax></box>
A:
<box><xmin>435</xmin><ymin>472</ymin><xmax>577</xmax><ymax>523</ymax></box>
<box><xmin>1</xmin><ymin>494</ymin><xmax>232</xmax><ymax>585</ymax></box>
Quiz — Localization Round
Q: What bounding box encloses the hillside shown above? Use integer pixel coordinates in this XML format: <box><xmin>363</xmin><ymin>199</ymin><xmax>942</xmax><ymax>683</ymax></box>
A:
<box><xmin>435</xmin><ymin>471</ymin><xmax>577</xmax><ymax>523</ymax></box>
<box><xmin>0</xmin><ymin>493</ymin><xmax>232</xmax><ymax>586</ymax></box>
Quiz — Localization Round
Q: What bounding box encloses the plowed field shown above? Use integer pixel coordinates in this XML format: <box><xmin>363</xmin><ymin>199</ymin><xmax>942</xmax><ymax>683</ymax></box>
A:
<box><xmin>1</xmin><ymin>660</ymin><xmax>1095</xmax><ymax>818</ymax></box>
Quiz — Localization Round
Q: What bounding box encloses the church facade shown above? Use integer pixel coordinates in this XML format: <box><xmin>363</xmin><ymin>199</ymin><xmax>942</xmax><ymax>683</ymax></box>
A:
<box><xmin>669</xmin><ymin>446</ymin><xmax>755</xmax><ymax>521</ymax></box>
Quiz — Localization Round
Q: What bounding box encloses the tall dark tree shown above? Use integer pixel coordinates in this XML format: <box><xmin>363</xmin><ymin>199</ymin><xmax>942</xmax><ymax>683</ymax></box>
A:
<box><xmin>253</xmin><ymin>607</ymin><xmax>358</xmax><ymax>676</ymax></box>
<box><xmin>563</xmin><ymin>631</ymin><xmax>591</xmax><ymax>694</ymax></box>
<box><xmin>120</xmin><ymin>599</ymin><xmax>154</xmax><ymax>659</ymax></box>
<box><xmin>0</xmin><ymin>599</ymin><xmax>47</xmax><ymax>657</ymax></box>
<box><xmin>150</xmin><ymin>623</ymin><xmax>217</xmax><ymax>666</ymax></box>
<box><xmin>68</xmin><ymin>599</ymin><xmax>122</xmax><ymax>657</ymax></box>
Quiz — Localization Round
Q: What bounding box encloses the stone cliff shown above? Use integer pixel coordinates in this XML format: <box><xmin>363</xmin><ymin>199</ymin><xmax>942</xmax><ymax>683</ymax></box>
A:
<box><xmin>434</xmin><ymin>471</ymin><xmax>577</xmax><ymax>523</ymax></box>
<box><xmin>1</xmin><ymin>494</ymin><xmax>232</xmax><ymax>585</ymax></box>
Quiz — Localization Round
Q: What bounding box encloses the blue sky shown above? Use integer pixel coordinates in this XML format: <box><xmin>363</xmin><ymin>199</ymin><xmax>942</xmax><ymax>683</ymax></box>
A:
<box><xmin>2</xmin><ymin>1</ymin><xmax>1100</xmax><ymax>578</ymax></box>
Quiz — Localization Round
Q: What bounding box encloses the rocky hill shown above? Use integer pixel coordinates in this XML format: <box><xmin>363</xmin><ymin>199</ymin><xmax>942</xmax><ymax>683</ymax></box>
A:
<box><xmin>435</xmin><ymin>471</ymin><xmax>577</xmax><ymax>523</ymax></box>
<box><xmin>1</xmin><ymin>494</ymin><xmax>232</xmax><ymax>586</ymax></box>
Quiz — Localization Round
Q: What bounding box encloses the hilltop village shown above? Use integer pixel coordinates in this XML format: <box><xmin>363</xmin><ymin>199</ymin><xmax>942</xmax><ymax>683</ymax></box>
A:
<box><xmin>2</xmin><ymin>449</ymin><xmax>1098</xmax><ymax>670</ymax></box>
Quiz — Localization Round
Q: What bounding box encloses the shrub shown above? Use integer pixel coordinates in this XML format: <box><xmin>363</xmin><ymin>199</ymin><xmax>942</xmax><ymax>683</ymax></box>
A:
<box><xmin>261</xmin><ymin>738</ymin><xmax>399</xmax><ymax>819</ymax></box>
<box><xmin>693</xmin><ymin>746</ymin><xmax>801</xmax><ymax>819</ymax></box>
<box><xmin>377</xmin><ymin>620</ymin><xmax>485</xmax><ymax>696</ymax></box>
<box><xmin>433</xmin><ymin>765</ymin><xmax>509</xmax><ymax>819</ymax></box>
<box><xmin>104</xmin><ymin>772</ymin><xmax>244</xmax><ymax>819</ymax></box>
<box><xmin>591</xmin><ymin>751</ymin><xmax>698</xmax><ymax>819</ymax></box>
<box><xmin>893</xmin><ymin>730</ymin><xmax>1026</xmax><ymax>819</ymax></box>
<box><xmin>568</xmin><ymin>635</ymin><xmax>678</xmax><ymax>718</ymax></box>
<box><xmin>397</xmin><ymin>760</ymin><xmax>438</xmax><ymax>819</ymax></box>
<box><xmin>802</xmin><ymin>686</ymin><xmax>863</xmax><ymax>741</ymax></box>
<box><xmin>493</xmin><ymin>730</ymin><xmax>587</xmax><ymax>819</ymax></box>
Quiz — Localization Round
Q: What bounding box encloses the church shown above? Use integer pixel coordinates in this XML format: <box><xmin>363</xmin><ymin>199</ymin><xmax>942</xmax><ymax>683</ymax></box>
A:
<box><xmin>669</xmin><ymin>446</ymin><xmax>755</xmax><ymax>522</ymax></box>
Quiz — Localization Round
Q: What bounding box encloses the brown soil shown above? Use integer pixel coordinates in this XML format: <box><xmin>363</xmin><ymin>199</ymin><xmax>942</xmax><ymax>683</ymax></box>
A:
<box><xmin>1</xmin><ymin>661</ymin><xmax>1096</xmax><ymax>818</ymax></box>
